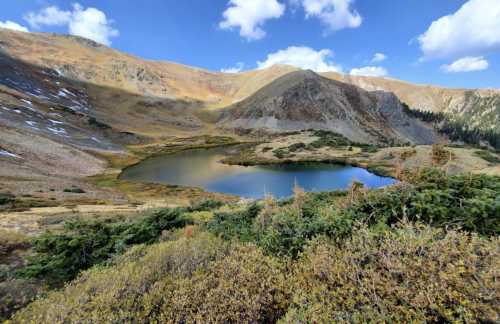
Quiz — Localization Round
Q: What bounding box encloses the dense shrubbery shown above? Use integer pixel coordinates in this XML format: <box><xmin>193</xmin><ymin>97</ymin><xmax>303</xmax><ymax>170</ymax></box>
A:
<box><xmin>206</xmin><ymin>169</ymin><xmax>499</xmax><ymax>258</ymax></box>
<box><xmin>283</xmin><ymin>225</ymin><xmax>499</xmax><ymax>323</ymax></box>
<box><xmin>19</xmin><ymin>207</ymin><xmax>200</xmax><ymax>285</ymax></box>
<box><xmin>12</xmin><ymin>224</ymin><xmax>499</xmax><ymax>323</ymax></box>
<box><xmin>13</xmin><ymin>233</ymin><xmax>228</xmax><ymax>322</ymax></box>
<box><xmin>18</xmin><ymin>200</ymin><xmax>226</xmax><ymax>285</ymax></box>
<box><xmin>347</xmin><ymin>169</ymin><xmax>500</xmax><ymax>236</ymax></box>
<box><xmin>9</xmin><ymin>170</ymin><xmax>500</xmax><ymax>322</ymax></box>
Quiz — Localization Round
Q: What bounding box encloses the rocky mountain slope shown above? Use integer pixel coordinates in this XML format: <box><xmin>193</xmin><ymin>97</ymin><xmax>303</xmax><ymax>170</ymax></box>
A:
<box><xmin>218</xmin><ymin>71</ymin><xmax>441</xmax><ymax>144</ymax></box>
<box><xmin>322</xmin><ymin>72</ymin><xmax>500</xmax><ymax>132</ymax></box>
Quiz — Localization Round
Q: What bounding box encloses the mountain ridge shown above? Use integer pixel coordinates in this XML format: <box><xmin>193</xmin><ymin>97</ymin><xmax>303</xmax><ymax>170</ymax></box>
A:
<box><xmin>218</xmin><ymin>70</ymin><xmax>442</xmax><ymax>144</ymax></box>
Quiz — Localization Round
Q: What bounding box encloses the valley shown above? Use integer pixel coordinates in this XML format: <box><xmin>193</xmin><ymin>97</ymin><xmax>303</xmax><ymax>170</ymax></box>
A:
<box><xmin>0</xmin><ymin>27</ymin><xmax>499</xmax><ymax>322</ymax></box>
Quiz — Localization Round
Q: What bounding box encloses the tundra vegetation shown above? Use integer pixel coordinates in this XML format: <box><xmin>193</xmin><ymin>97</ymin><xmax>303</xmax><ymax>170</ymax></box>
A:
<box><xmin>4</xmin><ymin>168</ymin><xmax>499</xmax><ymax>323</ymax></box>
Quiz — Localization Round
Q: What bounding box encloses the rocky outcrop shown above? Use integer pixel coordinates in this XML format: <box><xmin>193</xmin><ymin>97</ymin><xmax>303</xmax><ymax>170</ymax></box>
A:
<box><xmin>218</xmin><ymin>71</ymin><xmax>442</xmax><ymax>145</ymax></box>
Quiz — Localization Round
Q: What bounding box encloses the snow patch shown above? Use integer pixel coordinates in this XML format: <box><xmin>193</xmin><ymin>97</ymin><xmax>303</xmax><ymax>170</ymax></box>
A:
<box><xmin>49</xmin><ymin>119</ymin><xmax>64</xmax><ymax>125</ymax></box>
<box><xmin>58</xmin><ymin>88</ymin><xmax>75</xmax><ymax>98</ymax></box>
<box><xmin>25</xmin><ymin>121</ymin><xmax>37</xmax><ymax>127</ymax></box>
<box><xmin>0</xmin><ymin>149</ymin><xmax>20</xmax><ymax>159</ymax></box>
<box><xmin>20</xmin><ymin>99</ymin><xmax>32</xmax><ymax>106</ymax></box>
<box><xmin>47</xmin><ymin>127</ymin><xmax>67</xmax><ymax>135</ymax></box>
<box><xmin>58</xmin><ymin>90</ymin><xmax>68</xmax><ymax>98</ymax></box>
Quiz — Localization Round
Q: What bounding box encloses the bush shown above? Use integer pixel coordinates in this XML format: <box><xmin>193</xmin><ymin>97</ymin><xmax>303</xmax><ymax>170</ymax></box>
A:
<box><xmin>255</xmin><ymin>195</ymin><xmax>352</xmax><ymax>258</ymax></box>
<box><xmin>0</xmin><ymin>193</ymin><xmax>15</xmax><ymax>205</ymax></box>
<box><xmin>346</xmin><ymin>169</ymin><xmax>500</xmax><ymax>236</ymax></box>
<box><xmin>283</xmin><ymin>224</ymin><xmax>499</xmax><ymax>323</ymax></box>
<box><xmin>149</xmin><ymin>244</ymin><xmax>291</xmax><ymax>323</ymax></box>
<box><xmin>63</xmin><ymin>188</ymin><xmax>86</xmax><ymax>194</ymax></box>
<box><xmin>288</xmin><ymin>142</ymin><xmax>306</xmax><ymax>152</ymax></box>
<box><xmin>13</xmin><ymin>233</ymin><xmax>227</xmax><ymax>323</ymax></box>
<box><xmin>205</xmin><ymin>203</ymin><xmax>261</xmax><ymax>242</ymax></box>
<box><xmin>18</xmin><ymin>208</ymin><xmax>193</xmax><ymax>285</ymax></box>
<box><xmin>13</xmin><ymin>225</ymin><xmax>498</xmax><ymax>323</ymax></box>
<box><xmin>310</xmin><ymin>130</ymin><xmax>351</xmax><ymax>148</ymax></box>
<box><xmin>474</xmin><ymin>150</ymin><xmax>500</xmax><ymax>164</ymax></box>
<box><xmin>272</xmin><ymin>148</ymin><xmax>289</xmax><ymax>159</ymax></box>
<box><xmin>188</xmin><ymin>199</ymin><xmax>224</xmax><ymax>212</ymax></box>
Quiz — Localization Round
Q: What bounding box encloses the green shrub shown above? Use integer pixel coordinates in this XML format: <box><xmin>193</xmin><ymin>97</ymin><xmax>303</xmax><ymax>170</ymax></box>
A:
<box><xmin>474</xmin><ymin>150</ymin><xmax>500</xmax><ymax>164</ymax></box>
<box><xmin>0</xmin><ymin>193</ymin><xmax>15</xmax><ymax>205</ymax></box>
<box><xmin>255</xmin><ymin>191</ymin><xmax>352</xmax><ymax>258</ymax></box>
<box><xmin>346</xmin><ymin>169</ymin><xmax>500</xmax><ymax>236</ymax></box>
<box><xmin>205</xmin><ymin>203</ymin><xmax>261</xmax><ymax>242</ymax></box>
<box><xmin>63</xmin><ymin>188</ymin><xmax>86</xmax><ymax>194</ymax></box>
<box><xmin>310</xmin><ymin>130</ymin><xmax>351</xmax><ymax>148</ymax></box>
<box><xmin>272</xmin><ymin>148</ymin><xmax>289</xmax><ymax>159</ymax></box>
<box><xmin>288</xmin><ymin>142</ymin><xmax>306</xmax><ymax>152</ymax></box>
<box><xmin>188</xmin><ymin>199</ymin><xmax>224</xmax><ymax>212</ymax></box>
<box><xmin>18</xmin><ymin>208</ymin><xmax>193</xmax><ymax>285</ymax></box>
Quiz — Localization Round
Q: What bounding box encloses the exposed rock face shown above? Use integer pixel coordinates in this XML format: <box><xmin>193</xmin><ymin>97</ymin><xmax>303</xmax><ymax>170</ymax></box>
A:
<box><xmin>322</xmin><ymin>73</ymin><xmax>500</xmax><ymax>132</ymax></box>
<box><xmin>218</xmin><ymin>71</ymin><xmax>441</xmax><ymax>145</ymax></box>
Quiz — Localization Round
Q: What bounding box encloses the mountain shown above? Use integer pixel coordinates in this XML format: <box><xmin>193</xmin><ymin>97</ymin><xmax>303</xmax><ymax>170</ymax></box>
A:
<box><xmin>0</xmin><ymin>28</ymin><xmax>498</xmax><ymax>150</ymax></box>
<box><xmin>218</xmin><ymin>70</ymin><xmax>441</xmax><ymax>144</ymax></box>
<box><xmin>322</xmin><ymin>72</ymin><xmax>500</xmax><ymax>132</ymax></box>
<box><xmin>0</xmin><ymin>29</ymin><xmax>297</xmax><ymax>108</ymax></box>
<box><xmin>2</xmin><ymin>28</ymin><xmax>498</xmax><ymax>131</ymax></box>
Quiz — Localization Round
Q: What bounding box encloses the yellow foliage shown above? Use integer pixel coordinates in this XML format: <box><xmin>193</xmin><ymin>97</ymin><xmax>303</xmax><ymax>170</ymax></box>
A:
<box><xmin>11</xmin><ymin>224</ymin><xmax>499</xmax><ymax>323</ymax></box>
<box><xmin>12</xmin><ymin>232</ymin><xmax>227</xmax><ymax>323</ymax></box>
<box><xmin>282</xmin><ymin>224</ymin><xmax>499</xmax><ymax>323</ymax></box>
<box><xmin>150</xmin><ymin>244</ymin><xmax>291</xmax><ymax>323</ymax></box>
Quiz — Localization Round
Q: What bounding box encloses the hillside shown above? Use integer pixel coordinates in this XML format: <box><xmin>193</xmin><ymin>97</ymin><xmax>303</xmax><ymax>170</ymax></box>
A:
<box><xmin>1</xmin><ymin>27</ymin><xmax>499</xmax><ymax>133</ymax></box>
<box><xmin>0</xmin><ymin>29</ymin><xmax>296</xmax><ymax>108</ymax></box>
<box><xmin>218</xmin><ymin>70</ymin><xmax>441</xmax><ymax>145</ymax></box>
<box><xmin>322</xmin><ymin>72</ymin><xmax>500</xmax><ymax>132</ymax></box>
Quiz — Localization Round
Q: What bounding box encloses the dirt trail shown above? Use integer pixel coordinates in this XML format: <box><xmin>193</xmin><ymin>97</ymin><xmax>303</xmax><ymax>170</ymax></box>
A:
<box><xmin>0</xmin><ymin>201</ymin><xmax>176</xmax><ymax>235</ymax></box>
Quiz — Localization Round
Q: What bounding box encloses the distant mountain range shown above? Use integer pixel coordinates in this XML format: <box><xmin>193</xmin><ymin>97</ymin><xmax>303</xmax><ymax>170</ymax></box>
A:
<box><xmin>0</xmin><ymin>28</ymin><xmax>498</xmax><ymax>153</ymax></box>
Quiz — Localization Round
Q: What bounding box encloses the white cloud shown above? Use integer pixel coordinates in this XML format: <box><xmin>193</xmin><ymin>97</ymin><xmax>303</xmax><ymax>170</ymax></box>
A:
<box><xmin>221</xmin><ymin>62</ymin><xmax>245</xmax><ymax>73</ymax></box>
<box><xmin>371</xmin><ymin>52</ymin><xmax>387</xmax><ymax>63</ymax></box>
<box><xmin>349</xmin><ymin>66</ymin><xmax>388</xmax><ymax>77</ymax></box>
<box><xmin>68</xmin><ymin>4</ymin><xmax>119</xmax><ymax>45</ymax></box>
<box><xmin>24</xmin><ymin>3</ymin><xmax>119</xmax><ymax>46</ymax></box>
<box><xmin>24</xmin><ymin>6</ymin><xmax>72</xmax><ymax>28</ymax></box>
<box><xmin>441</xmin><ymin>56</ymin><xmax>489</xmax><ymax>73</ymax></box>
<box><xmin>418</xmin><ymin>0</ymin><xmax>500</xmax><ymax>59</ymax></box>
<box><xmin>219</xmin><ymin>0</ymin><xmax>285</xmax><ymax>41</ymax></box>
<box><xmin>0</xmin><ymin>20</ymin><xmax>29</xmax><ymax>32</ymax></box>
<box><xmin>257</xmin><ymin>46</ymin><xmax>342</xmax><ymax>72</ymax></box>
<box><xmin>296</xmin><ymin>0</ymin><xmax>362</xmax><ymax>32</ymax></box>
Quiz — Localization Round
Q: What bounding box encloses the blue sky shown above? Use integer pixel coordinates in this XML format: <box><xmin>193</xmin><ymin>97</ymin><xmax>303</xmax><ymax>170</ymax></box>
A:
<box><xmin>1</xmin><ymin>0</ymin><xmax>499</xmax><ymax>89</ymax></box>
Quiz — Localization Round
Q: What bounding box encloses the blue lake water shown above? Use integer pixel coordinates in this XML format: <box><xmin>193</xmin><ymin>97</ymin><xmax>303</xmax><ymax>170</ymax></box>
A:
<box><xmin>120</xmin><ymin>147</ymin><xmax>396</xmax><ymax>199</ymax></box>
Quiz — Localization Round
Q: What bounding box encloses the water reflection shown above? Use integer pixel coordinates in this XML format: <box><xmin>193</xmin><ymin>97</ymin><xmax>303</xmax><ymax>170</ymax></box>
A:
<box><xmin>121</xmin><ymin>147</ymin><xmax>396</xmax><ymax>198</ymax></box>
